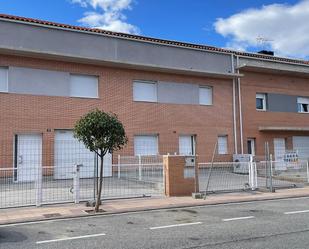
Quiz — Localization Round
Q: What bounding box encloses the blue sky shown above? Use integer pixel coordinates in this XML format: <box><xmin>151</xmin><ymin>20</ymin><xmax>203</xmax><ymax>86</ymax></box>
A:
<box><xmin>0</xmin><ymin>0</ymin><xmax>308</xmax><ymax>59</ymax></box>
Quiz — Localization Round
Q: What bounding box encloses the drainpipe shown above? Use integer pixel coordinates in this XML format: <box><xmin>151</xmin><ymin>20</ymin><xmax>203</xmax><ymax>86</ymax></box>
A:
<box><xmin>236</xmin><ymin>55</ymin><xmax>244</xmax><ymax>154</ymax></box>
<box><xmin>231</xmin><ymin>54</ymin><xmax>238</xmax><ymax>154</ymax></box>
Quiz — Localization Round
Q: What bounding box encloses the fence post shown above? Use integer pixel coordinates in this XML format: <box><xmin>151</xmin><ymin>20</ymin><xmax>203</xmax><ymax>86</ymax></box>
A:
<box><xmin>35</xmin><ymin>165</ymin><xmax>42</xmax><ymax>207</ymax></box>
<box><xmin>306</xmin><ymin>160</ymin><xmax>309</xmax><ymax>183</ymax></box>
<box><xmin>269</xmin><ymin>154</ymin><xmax>274</xmax><ymax>192</ymax></box>
<box><xmin>249</xmin><ymin>155</ymin><xmax>256</xmax><ymax>190</ymax></box>
<box><xmin>254</xmin><ymin>161</ymin><xmax>258</xmax><ymax>189</ymax></box>
<box><xmin>74</xmin><ymin>164</ymin><xmax>81</xmax><ymax>204</ymax></box>
<box><xmin>138</xmin><ymin>155</ymin><xmax>142</xmax><ymax>181</ymax></box>
<box><xmin>118</xmin><ymin>154</ymin><xmax>121</xmax><ymax>179</ymax></box>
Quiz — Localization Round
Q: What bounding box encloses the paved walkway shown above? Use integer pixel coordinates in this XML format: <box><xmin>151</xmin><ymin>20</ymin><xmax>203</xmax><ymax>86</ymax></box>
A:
<box><xmin>1</xmin><ymin>187</ymin><xmax>309</xmax><ymax>225</ymax></box>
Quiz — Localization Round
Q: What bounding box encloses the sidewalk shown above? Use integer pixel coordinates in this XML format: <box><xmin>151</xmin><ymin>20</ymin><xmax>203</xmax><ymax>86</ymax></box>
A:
<box><xmin>1</xmin><ymin>187</ymin><xmax>309</xmax><ymax>225</ymax></box>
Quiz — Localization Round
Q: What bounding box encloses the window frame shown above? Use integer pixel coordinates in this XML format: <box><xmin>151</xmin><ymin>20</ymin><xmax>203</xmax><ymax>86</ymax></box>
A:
<box><xmin>69</xmin><ymin>74</ymin><xmax>99</xmax><ymax>99</ymax></box>
<box><xmin>199</xmin><ymin>85</ymin><xmax>213</xmax><ymax>106</ymax></box>
<box><xmin>0</xmin><ymin>67</ymin><xmax>8</xmax><ymax>93</ymax></box>
<box><xmin>256</xmin><ymin>93</ymin><xmax>267</xmax><ymax>111</ymax></box>
<box><xmin>133</xmin><ymin>80</ymin><xmax>158</xmax><ymax>103</ymax></box>
<box><xmin>297</xmin><ymin>97</ymin><xmax>309</xmax><ymax>113</ymax></box>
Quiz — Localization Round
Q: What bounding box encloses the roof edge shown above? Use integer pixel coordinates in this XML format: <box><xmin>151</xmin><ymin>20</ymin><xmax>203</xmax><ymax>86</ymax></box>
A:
<box><xmin>0</xmin><ymin>13</ymin><xmax>308</xmax><ymax>66</ymax></box>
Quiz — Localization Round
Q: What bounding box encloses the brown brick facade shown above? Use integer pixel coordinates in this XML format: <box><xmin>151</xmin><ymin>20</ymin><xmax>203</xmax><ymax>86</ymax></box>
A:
<box><xmin>240</xmin><ymin>70</ymin><xmax>309</xmax><ymax>156</ymax></box>
<box><xmin>0</xmin><ymin>54</ymin><xmax>234</xmax><ymax>167</ymax></box>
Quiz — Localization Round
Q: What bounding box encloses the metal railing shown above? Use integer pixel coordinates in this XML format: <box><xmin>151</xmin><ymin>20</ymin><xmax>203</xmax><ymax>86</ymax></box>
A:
<box><xmin>198</xmin><ymin>159</ymin><xmax>309</xmax><ymax>194</ymax></box>
<box><xmin>198</xmin><ymin>162</ymin><xmax>252</xmax><ymax>193</ymax></box>
<box><xmin>256</xmin><ymin>159</ymin><xmax>309</xmax><ymax>189</ymax></box>
<box><xmin>0</xmin><ymin>155</ymin><xmax>164</xmax><ymax>209</ymax></box>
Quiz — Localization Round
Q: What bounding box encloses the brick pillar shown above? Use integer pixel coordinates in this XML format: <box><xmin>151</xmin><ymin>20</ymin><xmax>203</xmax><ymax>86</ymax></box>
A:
<box><xmin>163</xmin><ymin>155</ymin><xmax>195</xmax><ymax>197</ymax></box>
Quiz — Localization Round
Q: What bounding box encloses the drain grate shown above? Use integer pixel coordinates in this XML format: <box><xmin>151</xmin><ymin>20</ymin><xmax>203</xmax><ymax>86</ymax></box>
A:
<box><xmin>42</xmin><ymin>213</ymin><xmax>62</xmax><ymax>218</ymax></box>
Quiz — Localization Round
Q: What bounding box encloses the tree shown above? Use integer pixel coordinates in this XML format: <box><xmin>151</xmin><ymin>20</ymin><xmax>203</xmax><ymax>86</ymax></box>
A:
<box><xmin>74</xmin><ymin>109</ymin><xmax>128</xmax><ymax>212</ymax></box>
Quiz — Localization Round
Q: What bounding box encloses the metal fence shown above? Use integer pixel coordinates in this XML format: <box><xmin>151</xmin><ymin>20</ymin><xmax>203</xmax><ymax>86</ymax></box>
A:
<box><xmin>256</xmin><ymin>160</ymin><xmax>309</xmax><ymax>190</ymax></box>
<box><xmin>198</xmin><ymin>162</ymin><xmax>252</xmax><ymax>193</ymax></box>
<box><xmin>197</xmin><ymin>159</ymin><xmax>309</xmax><ymax>194</ymax></box>
<box><xmin>0</xmin><ymin>155</ymin><xmax>164</xmax><ymax>209</ymax></box>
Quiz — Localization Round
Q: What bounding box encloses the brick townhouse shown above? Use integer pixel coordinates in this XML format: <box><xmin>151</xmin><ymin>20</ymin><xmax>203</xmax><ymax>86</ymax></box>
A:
<box><xmin>0</xmin><ymin>14</ymin><xmax>308</xmax><ymax>181</ymax></box>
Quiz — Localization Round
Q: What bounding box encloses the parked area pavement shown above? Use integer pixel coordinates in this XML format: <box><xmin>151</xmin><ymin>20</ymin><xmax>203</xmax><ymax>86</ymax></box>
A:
<box><xmin>2</xmin><ymin>196</ymin><xmax>309</xmax><ymax>248</ymax></box>
<box><xmin>1</xmin><ymin>187</ymin><xmax>309</xmax><ymax>226</ymax></box>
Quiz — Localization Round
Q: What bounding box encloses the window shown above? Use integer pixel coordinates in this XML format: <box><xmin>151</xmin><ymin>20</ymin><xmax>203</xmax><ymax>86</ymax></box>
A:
<box><xmin>179</xmin><ymin>135</ymin><xmax>195</xmax><ymax>155</ymax></box>
<box><xmin>70</xmin><ymin>74</ymin><xmax>98</xmax><ymax>98</ymax></box>
<box><xmin>133</xmin><ymin>80</ymin><xmax>157</xmax><ymax>102</ymax></box>
<box><xmin>134</xmin><ymin>135</ymin><xmax>158</xmax><ymax>156</ymax></box>
<box><xmin>199</xmin><ymin>86</ymin><xmax>212</xmax><ymax>105</ymax></box>
<box><xmin>217</xmin><ymin>136</ymin><xmax>228</xmax><ymax>155</ymax></box>
<box><xmin>297</xmin><ymin>97</ymin><xmax>309</xmax><ymax>113</ymax></box>
<box><xmin>0</xmin><ymin>67</ymin><xmax>8</xmax><ymax>93</ymax></box>
<box><xmin>256</xmin><ymin>93</ymin><xmax>267</xmax><ymax>111</ymax></box>
<box><xmin>247</xmin><ymin>138</ymin><xmax>256</xmax><ymax>155</ymax></box>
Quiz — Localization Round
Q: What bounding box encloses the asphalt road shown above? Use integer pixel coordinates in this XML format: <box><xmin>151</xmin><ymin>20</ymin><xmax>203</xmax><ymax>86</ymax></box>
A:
<box><xmin>1</xmin><ymin>197</ymin><xmax>309</xmax><ymax>249</ymax></box>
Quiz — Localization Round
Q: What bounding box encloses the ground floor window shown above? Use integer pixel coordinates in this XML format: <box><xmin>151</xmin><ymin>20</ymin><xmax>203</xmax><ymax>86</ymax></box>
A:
<box><xmin>217</xmin><ymin>136</ymin><xmax>228</xmax><ymax>154</ymax></box>
<box><xmin>134</xmin><ymin>135</ymin><xmax>158</xmax><ymax>156</ymax></box>
<box><xmin>179</xmin><ymin>135</ymin><xmax>195</xmax><ymax>156</ymax></box>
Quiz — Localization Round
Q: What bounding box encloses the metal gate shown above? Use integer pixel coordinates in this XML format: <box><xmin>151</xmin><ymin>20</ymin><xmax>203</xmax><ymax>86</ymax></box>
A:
<box><xmin>198</xmin><ymin>162</ymin><xmax>253</xmax><ymax>193</ymax></box>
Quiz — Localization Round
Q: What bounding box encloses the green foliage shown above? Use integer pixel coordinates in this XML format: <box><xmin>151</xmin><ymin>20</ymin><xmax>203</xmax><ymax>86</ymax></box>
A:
<box><xmin>73</xmin><ymin>109</ymin><xmax>128</xmax><ymax>157</ymax></box>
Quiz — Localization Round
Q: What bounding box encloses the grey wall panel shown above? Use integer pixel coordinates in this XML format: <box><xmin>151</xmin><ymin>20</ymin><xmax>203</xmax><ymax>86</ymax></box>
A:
<box><xmin>267</xmin><ymin>93</ymin><xmax>297</xmax><ymax>112</ymax></box>
<box><xmin>116</xmin><ymin>39</ymin><xmax>232</xmax><ymax>74</ymax></box>
<box><xmin>158</xmin><ymin>81</ymin><xmax>199</xmax><ymax>104</ymax></box>
<box><xmin>0</xmin><ymin>21</ymin><xmax>232</xmax><ymax>74</ymax></box>
<box><xmin>0</xmin><ymin>21</ymin><xmax>116</xmax><ymax>61</ymax></box>
<box><xmin>9</xmin><ymin>67</ymin><xmax>70</xmax><ymax>96</ymax></box>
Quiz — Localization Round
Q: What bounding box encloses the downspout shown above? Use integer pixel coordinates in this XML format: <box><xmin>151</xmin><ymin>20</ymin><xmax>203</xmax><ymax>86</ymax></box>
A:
<box><xmin>236</xmin><ymin>55</ymin><xmax>244</xmax><ymax>154</ymax></box>
<box><xmin>231</xmin><ymin>54</ymin><xmax>238</xmax><ymax>154</ymax></box>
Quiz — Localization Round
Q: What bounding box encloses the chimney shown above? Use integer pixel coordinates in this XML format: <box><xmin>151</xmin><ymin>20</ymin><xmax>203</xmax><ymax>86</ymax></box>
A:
<box><xmin>258</xmin><ymin>50</ymin><xmax>274</xmax><ymax>56</ymax></box>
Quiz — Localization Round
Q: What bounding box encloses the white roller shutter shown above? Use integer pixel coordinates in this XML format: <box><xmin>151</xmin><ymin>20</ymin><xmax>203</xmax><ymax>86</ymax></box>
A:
<box><xmin>293</xmin><ymin>136</ymin><xmax>309</xmax><ymax>160</ymax></box>
<box><xmin>179</xmin><ymin>135</ymin><xmax>195</xmax><ymax>155</ymax></box>
<box><xmin>0</xmin><ymin>67</ymin><xmax>8</xmax><ymax>92</ymax></box>
<box><xmin>134</xmin><ymin>135</ymin><xmax>158</xmax><ymax>156</ymax></box>
<box><xmin>54</xmin><ymin>130</ymin><xmax>112</xmax><ymax>179</ymax></box>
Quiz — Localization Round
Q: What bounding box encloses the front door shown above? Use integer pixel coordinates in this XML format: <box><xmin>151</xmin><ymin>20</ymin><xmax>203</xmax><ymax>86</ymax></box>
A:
<box><xmin>274</xmin><ymin>138</ymin><xmax>285</xmax><ymax>161</ymax></box>
<box><xmin>15</xmin><ymin>134</ymin><xmax>42</xmax><ymax>182</ymax></box>
<box><xmin>247</xmin><ymin>139</ymin><xmax>256</xmax><ymax>155</ymax></box>
<box><xmin>274</xmin><ymin>138</ymin><xmax>286</xmax><ymax>170</ymax></box>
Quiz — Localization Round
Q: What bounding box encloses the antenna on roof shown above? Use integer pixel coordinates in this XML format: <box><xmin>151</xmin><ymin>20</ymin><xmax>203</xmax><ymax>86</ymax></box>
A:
<box><xmin>256</xmin><ymin>35</ymin><xmax>273</xmax><ymax>49</ymax></box>
<box><xmin>256</xmin><ymin>35</ymin><xmax>274</xmax><ymax>56</ymax></box>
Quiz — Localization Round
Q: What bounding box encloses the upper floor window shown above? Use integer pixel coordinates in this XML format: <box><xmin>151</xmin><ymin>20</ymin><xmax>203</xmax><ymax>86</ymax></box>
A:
<box><xmin>70</xmin><ymin>74</ymin><xmax>98</xmax><ymax>98</ymax></box>
<box><xmin>0</xmin><ymin>67</ymin><xmax>8</xmax><ymax>93</ymax></box>
<box><xmin>297</xmin><ymin>97</ymin><xmax>309</xmax><ymax>113</ymax></box>
<box><xmin>256</xmin><ymin>93</ymin><xmax>267</xmax><ymax>111</ymax></box>
<box><xmin>199</xmin><ymin>86</ymin><xmax>213</xmax><ymax>105</ymax></box>
<box><xmin>218</xmin><ymin>135</ymin><xmax>228</xmax><ymax>155</ymax></box>
<box><xmin>133</xmin><ymin>80</ymin><xmax>157</xmax><ymax>102</ymax></box>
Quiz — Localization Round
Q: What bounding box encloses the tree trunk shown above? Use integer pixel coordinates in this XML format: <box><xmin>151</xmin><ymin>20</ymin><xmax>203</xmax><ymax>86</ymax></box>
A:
<box><xmin>95</xmin><ymin>154</ymin><xmax>104</xmax><ymax>212</ymax></box>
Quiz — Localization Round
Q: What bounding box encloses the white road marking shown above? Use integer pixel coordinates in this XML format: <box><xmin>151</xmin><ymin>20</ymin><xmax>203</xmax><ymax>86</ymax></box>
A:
<box><xmin>36</xmin><ymin>233</ymin><xmax>106</xmax><ymax>244</ymax></box>
<box><xmin>222</xmin><ymin>216</ymin><xmax>255</xmax><ymax>222</ymax></box>
<box><xmin>149</xmin><ymin>222</ymin><xmax>202</xmax><ymax>230</ymax></box>
<box><xmin>284</xmin><ymin>209</ymin><xmax>309</xmax><ymax>215</ymax></box>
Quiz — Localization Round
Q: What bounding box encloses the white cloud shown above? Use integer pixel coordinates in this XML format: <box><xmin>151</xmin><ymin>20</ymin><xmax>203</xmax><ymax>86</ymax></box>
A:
<box><xmin>214</xmin><ymin>0</ymin><xmax>309</xmax><ymax>59</ymax></box>
<box><xmin>71</xmin><ymin>0</ymin><xmax>140</xmax><ymax>34</ymax></box>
